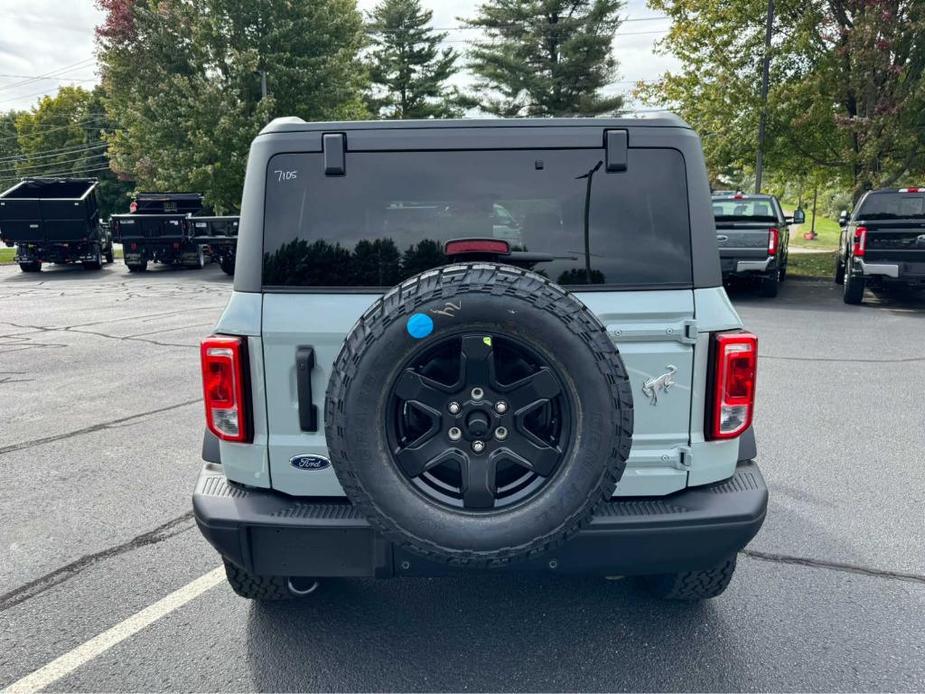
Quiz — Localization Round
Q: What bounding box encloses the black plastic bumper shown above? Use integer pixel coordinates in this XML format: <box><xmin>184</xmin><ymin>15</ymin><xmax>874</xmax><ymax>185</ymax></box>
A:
<box><xmin>193</xmin><ymin>461</ymin><xmax>768</xmax><ymax>578</ymax></box>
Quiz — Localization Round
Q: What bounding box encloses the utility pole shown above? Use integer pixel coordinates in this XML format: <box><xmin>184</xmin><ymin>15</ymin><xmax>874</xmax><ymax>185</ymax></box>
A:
<box><xmin>754</xmin><ymin>0</ymin><xmax>774</xmax><ymax>194</ymax></box>
<box><xmin>260</xmin><ymin>70</ymin><xmax>268</xmax><ymax>100</ymax></box>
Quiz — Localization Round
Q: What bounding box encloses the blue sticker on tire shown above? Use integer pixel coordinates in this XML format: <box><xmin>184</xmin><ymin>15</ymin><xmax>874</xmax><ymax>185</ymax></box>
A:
<box><xmin>406</xmin><ymin>313</ymin><xmax>434</xmax><ymax>339</ymax></box>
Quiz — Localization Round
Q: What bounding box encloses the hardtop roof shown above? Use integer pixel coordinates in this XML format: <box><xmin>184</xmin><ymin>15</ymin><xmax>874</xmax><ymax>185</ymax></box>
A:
<box><xmin>258</xmin><ymin>113</ymin><xmax>690</xmax><ymax>137</ymax></box>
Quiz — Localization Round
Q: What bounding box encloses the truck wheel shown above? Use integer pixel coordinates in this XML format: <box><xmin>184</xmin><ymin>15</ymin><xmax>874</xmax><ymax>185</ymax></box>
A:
<box><xmin>843</xmin><ymin>269</ymin><xmax>864</xmax><ymax>304</ymax></box>
<box><xmin>638</xmin><ymin>555</ymin><xmax>737</xmax><ymax>601</ymax></box>
<box><xmin>19</xmin><ymin>261</ymin><xmax>41</xmax><ymax>273</ymax></box>
<box><xmin>222</xmin><ymin>559</ymin><xmax>318</xmax><ymax>601</ymax></box>
<box><xmin>834</xmin><ymin>254</ymin><xmax>845</xmax><ymax>285</ymax></box>
<box><xmin>105</xmin><ymin>248</ymin><xmax>114</xmax><ymax>264</ymax></box>
<box><xmin>325</xmin><ymin>263</ymin><xmax>634</xmax><ymax>568</ymax></box>
<box><xmin>83</xmin><ymin>247</ymin><xmax>103</xmax><ymax>271</ymax></box>
<box><xmin>127</xmin><ymin>261</ymin><xmax>148</xmax><ymax>273</ymax></box>
<box><xmin>219</xmin><ymin>255</ymin><xmax>235</xmax><ymax>276</ymax></box>
<box><xmin>188</xmin><ymin>246</ymin><xmax>206</xmax><ymax>269</ymax></box>
<box><xmin>757</xmin><ymin>270</ymin><xmax>780</xmax><ymax>297</ymax></box>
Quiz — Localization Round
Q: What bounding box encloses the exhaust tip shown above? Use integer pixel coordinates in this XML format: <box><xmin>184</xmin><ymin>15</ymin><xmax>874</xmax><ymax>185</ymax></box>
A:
<box><xmin>287</xmin><ymin>577</ymin><xmax>319</xmax><ymax>596</ymax></box>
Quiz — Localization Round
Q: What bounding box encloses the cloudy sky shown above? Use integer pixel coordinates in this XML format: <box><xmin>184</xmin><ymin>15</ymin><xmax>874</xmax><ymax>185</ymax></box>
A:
<box><xmin>0</xmin><ymin>0</ymin><xmax>678</xmax><ymax>113</ymax></box>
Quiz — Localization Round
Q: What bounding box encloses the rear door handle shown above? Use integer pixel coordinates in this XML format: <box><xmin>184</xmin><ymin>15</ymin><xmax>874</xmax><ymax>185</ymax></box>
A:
<box><xmin>296</xmin><ymin>346</ymin><xmax>318</xmax><ymax>432</ymax></box>
<box><xmin>716</xmin><ymin>235</ymin><xmax>729</xmax><ymax>242</ymax></box>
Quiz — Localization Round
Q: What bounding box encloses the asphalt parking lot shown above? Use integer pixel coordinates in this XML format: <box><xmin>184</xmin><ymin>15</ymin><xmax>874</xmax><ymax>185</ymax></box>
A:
<box><xmin>0</xmin><ymin>262</ymin><xmax>923</xmax><ymax>692</ymax></box>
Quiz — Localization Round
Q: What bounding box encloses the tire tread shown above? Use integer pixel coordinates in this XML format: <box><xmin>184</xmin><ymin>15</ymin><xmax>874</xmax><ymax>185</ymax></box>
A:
<box><xmin>325</xmin><ymin>263</ymin><xmax>634</xmax><ymax>568</ymax></box>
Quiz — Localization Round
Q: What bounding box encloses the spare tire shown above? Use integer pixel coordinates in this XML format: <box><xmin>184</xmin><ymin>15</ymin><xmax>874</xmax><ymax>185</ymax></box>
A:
<box><xmin>325</xmin><ymin>264</ymin><xmax>633</xmax><ymax>567</ymax></box>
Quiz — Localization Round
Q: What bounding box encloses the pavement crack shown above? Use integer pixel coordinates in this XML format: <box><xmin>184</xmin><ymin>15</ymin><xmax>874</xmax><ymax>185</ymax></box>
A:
<box><xmin>741</xmin><ymin>549</ymin><xmax>925</xmax><ymax>585</ymax></box>
<box><xmin>0</xmin><ymin>399</ymin><xmax>200</xmax><ymax>456</ymax></box>
<box><xmin>0</xmin><ymin>513</ymin><xmax>196</xmax><ymax>612</ymax></box>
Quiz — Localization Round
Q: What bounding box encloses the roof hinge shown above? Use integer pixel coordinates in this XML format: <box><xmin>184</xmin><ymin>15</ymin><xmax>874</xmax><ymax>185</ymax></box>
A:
<box><xmin>323</xmin><ymin>132</ymin><xmax>346</xmax><ymax>176</ymax></box>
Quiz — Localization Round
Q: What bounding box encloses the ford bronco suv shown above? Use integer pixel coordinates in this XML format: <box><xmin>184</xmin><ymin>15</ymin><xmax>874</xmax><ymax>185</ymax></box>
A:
<box><xmin>712</xmin><ymin>192</ymin><xmax>803</xmax><ymax>297</ymax></box>
<box><xmin>193</xmin><ymin>116</ymin><xmax>767</xmax><ymax>602</ymax></box>
<box><xmin>836</xmin><ymin>187</ymin><xmax>925</xmax><ymax>304</ymax></box>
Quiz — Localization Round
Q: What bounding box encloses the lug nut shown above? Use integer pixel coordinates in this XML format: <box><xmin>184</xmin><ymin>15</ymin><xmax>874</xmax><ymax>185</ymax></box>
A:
<box><xmin>472</xmin><ymin>440</ymin><xmax>485</xmax><ymax>453</ymax></box>
<box><xmin>448</xmin><ymin>427</ymin><xmax>462</xmax><ymax>441</ymax></box>
<box><xmin>448</xmin><ymin>401</ymin><xmax>461</xmax><ymax>414</ymax></box>
<box><xmin>471</xmin><ymin>387</ymin><xmax>484</xmax><ymax>400</ymax></box>
<box><xmin>494</xmin><ymin>401</ymin><xmax>508</xmax><ymax>414</ymax></box>
<box><xmin>494</xmin><ymin>426</ymin><xmax>508</xmax><ymax>441</ymax></box>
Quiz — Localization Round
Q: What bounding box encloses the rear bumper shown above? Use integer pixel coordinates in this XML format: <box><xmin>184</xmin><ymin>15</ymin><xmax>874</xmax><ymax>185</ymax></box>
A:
<box><xmin>856</xmin><ymin>258</ymin><xmax>925</xmax><ymax>282</ymax></box>
<box><xmin>193</xmin><ymin>460</ymin><xmax>768</xmax><ymax>578</ymax></box>
<box><xmin>719</xmin><ymin>252</ymin><xmax>776</xmax><ymax>276</ymax></box>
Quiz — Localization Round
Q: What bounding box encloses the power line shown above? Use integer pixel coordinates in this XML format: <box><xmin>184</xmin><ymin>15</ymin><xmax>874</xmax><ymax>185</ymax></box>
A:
<box><xmin>0</xmin><ymin>59</ymin><xmax>95</xmax><ymax>93</ymax></box>
<box><xmin>0</xmin><ymin>162</ymin><xmax>114</xmax><ymax>186</ymax></box>
<box><xmin>0</xmin><ymin>59</ymin><xmax>96</xmax><ymax>91</ymax></box>
<box><xmin>0</xmin><ymin>73</ymin><xmax>98</xmax><ymax>84</ymax></box>
<box><xmin>0</xmin><ymin>116</ymin><xmax>111</xmax><ymax>144</ymax></box>
<box><xmin>0</xmin><ymin>141</ymin><xmax>107</xmax><ymax>165</ymax></box>
<box><xmin>5</xmin><ymin>152</ymin><xmax>107</xmax><ymax>176</ymax></box>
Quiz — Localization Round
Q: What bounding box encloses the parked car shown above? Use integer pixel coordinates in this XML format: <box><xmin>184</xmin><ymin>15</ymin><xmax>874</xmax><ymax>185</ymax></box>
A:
<box><xmin>194</xmin><ymin>116</ymin><xmax>767</xmax><ymax>603</ymax></box>
<box><xmin>192</xmin><ymin>215</ymin><xmax>239</xmax><ymax>275</ymax></box>
<box><xmin>712</xmin><ymin>192</ymin><xmax>803</xmax><ymax>296</ymax></box>
<box><xmin>836</xmin><ymin>187</ymin><xmax>925</xmax><ymax>304</ymax></box>
<box><xmin>0</xmin><ymin>177</ymin><xmax>114</xmax><ymax>272</ymax></box>
<box><xmin>110</xmin><ymin>192</ymin><xmax>208</xmax><ymax>272</ymax></box>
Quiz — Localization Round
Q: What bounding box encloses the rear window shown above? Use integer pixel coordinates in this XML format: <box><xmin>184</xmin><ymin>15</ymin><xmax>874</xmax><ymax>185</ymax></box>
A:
<box><xmin>262</xmin><ymin>148</ymin><xmax>692</xmax><ymax>290</ymax></box>
<box><xmin>712</xmin><ymin>197</ymin><xmax>778</xmax><ymax>222</ymax></box>
<box><xmin>858</xmin><ymin>192</ymin><xmax>925</xmax><ymax>220</ymax></box>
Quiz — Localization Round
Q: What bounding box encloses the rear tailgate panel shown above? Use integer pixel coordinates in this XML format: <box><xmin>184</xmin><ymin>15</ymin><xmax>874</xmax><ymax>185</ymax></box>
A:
<box><xmin>261</xmin><ymin>289</ymin><xmax>701</xmax><ymax>498</ymax></box>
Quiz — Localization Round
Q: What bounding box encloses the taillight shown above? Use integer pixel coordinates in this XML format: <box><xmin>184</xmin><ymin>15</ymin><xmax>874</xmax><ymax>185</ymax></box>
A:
<box><xmin>129</xmin><ymin>201</ymin><xmax>137</xmax><ymax>213</ymax></box>
<box><xmin>200</xmin><ymin>336</ymin><xmax>250</xmax><ymax>443</ymax></box>
<box><xmin>708</xmin><ymin>332</ymin><xmax>757</xmax><ymax>440</ymax></box>
<box><xmin>899</xmin><ymin>187</ymin><xmax>922</xmax><ymax>193</ymax></box>
<box><xmin>767</xmin><ymin>227</ymin><xmax>779</xmax><ymax>256</ymax></box>
<box><xmin>852</xmin><ymin>226</ymin><xmax>868</xmax><ymax>257</ymax></box>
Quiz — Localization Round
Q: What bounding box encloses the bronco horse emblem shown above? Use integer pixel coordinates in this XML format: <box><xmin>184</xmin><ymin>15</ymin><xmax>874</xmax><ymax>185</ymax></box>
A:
<box><xmin>642</xmin><ymin>365</ymin><xmax>678</xmax><ymax>405</ymax></box>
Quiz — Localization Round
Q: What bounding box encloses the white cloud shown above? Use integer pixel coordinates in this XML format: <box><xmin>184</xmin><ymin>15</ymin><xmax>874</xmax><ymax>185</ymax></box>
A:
<box><xmin>0</xmin><ymin>1</ymin><xmax>103</xmax><ymax>111</ymax></box>
<box><xmin>0</xmin><ymin>0</ymin><xmax>678</xmax><ymax>113</ymax></box>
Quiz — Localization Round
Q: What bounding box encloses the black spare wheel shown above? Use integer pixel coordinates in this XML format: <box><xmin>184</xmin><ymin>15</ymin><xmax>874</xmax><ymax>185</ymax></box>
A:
<box><xmin>325</xmin><ymin>264</ymin><xmax>634</xmax><ymax>567</ymax></box>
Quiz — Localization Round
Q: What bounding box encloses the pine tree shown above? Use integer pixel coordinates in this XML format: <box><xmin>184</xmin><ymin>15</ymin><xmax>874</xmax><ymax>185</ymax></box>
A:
<box><xmin>464</xmin><ymin>0</ymin><xmax>624</xmax><ymax>117</ymax></box>
<box><xmin>366</xmin><ymin>0</ymin><xmax>464</xmax><ymax>119</ymax></box>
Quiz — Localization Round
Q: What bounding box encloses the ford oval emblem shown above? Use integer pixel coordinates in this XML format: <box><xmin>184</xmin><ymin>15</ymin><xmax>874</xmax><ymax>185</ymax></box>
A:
<box><xmin>290</xmin><ymin>454</ymin><xmax>331</xmax><ymax>471</ymax></box>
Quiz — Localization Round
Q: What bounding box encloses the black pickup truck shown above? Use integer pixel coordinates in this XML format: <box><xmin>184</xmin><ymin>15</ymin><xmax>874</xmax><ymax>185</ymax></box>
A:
<box><xmin>0</xmin><ymin>178</ymin><xmax>114</xmax><ymax>273</ymax></box>
<box><xmin>110</xmin><ymin>192</ymin><xmax>208</xmax><ymax>272</ymax></box>
<box><xmin>712</xmin><ymin>192</ymin><xmax>803</xmax><ymax>297</ymax></box>
<box><xmin>836</xmin><ymin>188</ymin><xmax>925</xmax><ymax>304</ymax></box>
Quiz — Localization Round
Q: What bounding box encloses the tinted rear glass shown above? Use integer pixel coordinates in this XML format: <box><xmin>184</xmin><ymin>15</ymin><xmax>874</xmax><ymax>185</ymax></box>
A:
<box><xmin>263</xmin><ymin>148</ymin><xmax>692</xmax><ymax>289</ymax></box>
<box><xmin>858</xmin><ymin>192</ymin><xmax>925</xmax><ymax>219</ymax></box>
<box><xmin>712</xmin><ymin>197</ymin><xmax>777</xmax><ymax>222</ymax></box>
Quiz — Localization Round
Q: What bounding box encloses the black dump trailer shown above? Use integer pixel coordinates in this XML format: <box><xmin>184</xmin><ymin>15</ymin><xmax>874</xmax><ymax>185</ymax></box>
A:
<box><xmin>0</xmin><ymin>178</ymin><xmax>114</xmax><ymax>273</ymax></box>
<box><xmin>111</xmin><ymin>192</ymin><xmax>209</xmax><ymax>272</ymax></box>
<box><xmin>192</xmin><ymin>216</ymin><xmax>239</xmax><ymax>275</ymax></box>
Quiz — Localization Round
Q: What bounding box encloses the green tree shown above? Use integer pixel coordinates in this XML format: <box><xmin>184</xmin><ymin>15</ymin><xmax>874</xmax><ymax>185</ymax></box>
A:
<box><xmin>97</xmin><ymin>0</ymin><xmax>369</xmax><ymax>213</ymax></box>
<box><xmin>640</xmin><ymin>0</ymin><xmax>925</xmax><ymax>201</ymax></box>
<box><xmin>1</xmin><ymin>87</ymin><xmax>131</xmax><ymax>217</ymax></box>
<box><xmin>0</xmin><ymin>111</ymin><xmax>23</xmax><ymax>188</ymax></box>
<box><xmin>463</xmin><ymin>0</ymin><xmax>624</xmax><ymax>117</ymax></box>
<box><xmin>366</xmin><ymin>0</ymin><xmax>464</xmax><ymax>118</ymax></box>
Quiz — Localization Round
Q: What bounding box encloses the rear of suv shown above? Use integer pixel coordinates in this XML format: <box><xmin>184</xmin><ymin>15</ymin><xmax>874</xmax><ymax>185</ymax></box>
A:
<box><xmin>193</xmin><ymin>116</ymin><xmax>768</xmax><ymax>602</ymax></box>
<box><xmin>836</xmin><ymin>187</ymin><xmax>925</xmax><ymax>304</ymax></box>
